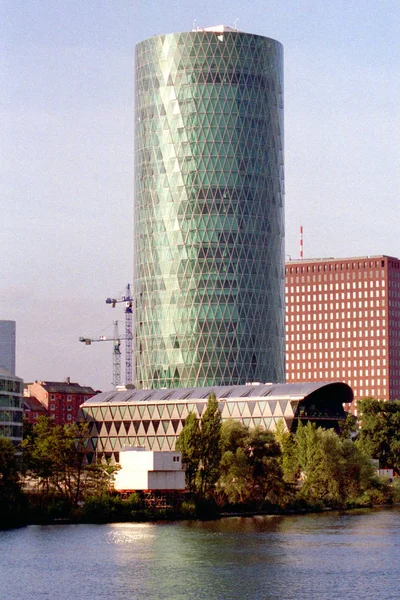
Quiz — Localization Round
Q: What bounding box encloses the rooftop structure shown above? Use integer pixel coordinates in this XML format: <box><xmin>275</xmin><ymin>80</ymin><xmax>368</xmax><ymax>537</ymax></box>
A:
<box><xmin>134</xmin><ymin>27</ymin><xmax>285</xmax><ymax>389</ymax></box>
<box><xmin>199</xmin><ymin>25</ymin><xmax>238</xmax><ymax>32</ymax></box>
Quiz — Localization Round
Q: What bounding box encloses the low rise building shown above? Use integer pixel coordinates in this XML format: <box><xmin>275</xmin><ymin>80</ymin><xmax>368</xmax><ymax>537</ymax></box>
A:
<box><xmin>114</xmin><ymin>448</ymin><xmax>185</xmax><ymax>492</ymax></box>
<box><xmin>79</xmin><ymin>382</ymin><xmax>352</xmax><ymax>463</ymax></box>
<box><xmin>25</xmin><ymin>379</ymin><xmax>97</xmax><ymax>425</ymax></box>
<box><xmin>23</xmin><ymin>396</ymin><xmax>48</xmax><ymax>425</ymax></box>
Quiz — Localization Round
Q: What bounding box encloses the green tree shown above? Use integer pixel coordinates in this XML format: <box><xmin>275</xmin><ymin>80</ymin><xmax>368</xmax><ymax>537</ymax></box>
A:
<box><xmin>295</xmin><ymin>422</ymin><xmax>322</xmax><ymax>479</ymax></box>
<box><xmin>220</xmin><ymin>419</ymin><xmax>248</xmax><ymax>454</ymax></box>
<box><xmin>198</xmin><ymin>394</ymin><xmax>222</xmax><ymax>497</ymax></box>
<box><xmin>357</xmin><ymin>398</ymin><xmax>400</xmax><ymax>471</ymax></box>
<box><xmin>176</xmin><ymin>395</ymin><xmax>222</xmax><ymax>499</ymax></box>
<box><xmin>295</xmin><ymin>422</ymin><xmax>345</xmax><ymax>505</ymax></box>
<box><xmin>340</xmin><ymin>413</ymin><xmax>358</xmax><ymax>440</ymax></box>
<box><xmin>217</xmin><ymin>420</ymin><xmax>251</xmax><ymax>504</ymax></box>
<box><xmin>245</xmin><ymin>427</ymin><xmax>283</xmax><ymax>506</ymax></box>
<box><xmin>294</xmin><ymin>422</ymin><xmax>378</xmax><ymax>507</ymax></box>
<box><xmin>21</xmin><ymin>416</ymin><xmax>58</xmax><ymax>495</ymax></box>
<box><xmin>0</xmin><ymin>438</ymin><xmax>25</xmax><ymax>527</ymax></box>
<box><xmin>217</xmin><ymin>422</ymin><xmax>284</xmax><ymax>509</ymax></box>
<box><xmin>176</xmin><ymin>412</ymin><xmax>201</xmax><ymax>494</ymax></box>
<box><xmin>274</xmin><ymin>419</ymin><xmax>299</xmax><ymax>483</ymax></box>
<box><xmin>218</xmin><ymin>446</ymin><xmax>251</xmax><ymax>504</ymax></box>
<box><xmin>340</xmin><ymin>439</ymin><xmax>377</xmax><ymax>503</ymax></box>
<box><xmin>21</xmin><ymin>416</ymin><xmax>111</xmax><ymax>508</ymax></box>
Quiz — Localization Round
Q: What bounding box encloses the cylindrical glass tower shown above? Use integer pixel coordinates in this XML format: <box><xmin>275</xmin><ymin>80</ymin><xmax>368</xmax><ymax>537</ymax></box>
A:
<box><xmin>134</xmin><ymin>27</ymin><xmax>284</xmax><ymax>389</ymax></box>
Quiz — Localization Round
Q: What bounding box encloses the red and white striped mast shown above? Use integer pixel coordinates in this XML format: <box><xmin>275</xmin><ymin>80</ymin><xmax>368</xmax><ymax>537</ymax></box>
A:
<box><xmin>300</xmin><ymin>225</ymin><xmax>303</xmax><ymax>259</ymax></box>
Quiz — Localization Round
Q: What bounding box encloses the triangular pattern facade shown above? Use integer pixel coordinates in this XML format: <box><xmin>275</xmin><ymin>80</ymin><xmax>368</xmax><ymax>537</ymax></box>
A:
<box><xmin>81</xmin><ymin>393</ymin><xmax>296</xmax><ymax>460</ymax></box>
<box><xmin>134</xmin><ymin>30</ymin><xmax>285</xmax><ymax>389</ymax></box>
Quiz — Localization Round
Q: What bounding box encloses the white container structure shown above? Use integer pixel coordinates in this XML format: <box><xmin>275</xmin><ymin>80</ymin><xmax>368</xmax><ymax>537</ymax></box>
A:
<box><xmin>114</xmin><ymin>447</ymin><xmax>185</xmax><ymax>492</ymax></box>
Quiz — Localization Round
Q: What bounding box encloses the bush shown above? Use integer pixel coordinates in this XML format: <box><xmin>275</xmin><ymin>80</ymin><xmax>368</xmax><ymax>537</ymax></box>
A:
<box><xmin>126</xmin><ymin>493</ymin><xmax>142</xmax><ymax>509</ymax></box>
<box><xmin>82</xmin><ymin>493</ymin><xmax>173</xmax><ymax>523</ymax></box>
<box><xmin>391</xmin><ymin>477</ymin><xmax>400</xmax><ymax>503</ymax></box>
<box><xmin>362</xmin><ymin>478</ymin><xmax>394</xmax><ymax>506</ymax></box>
<box><xmin>195</xmin><ymin>497</ymin><xmax>219</xmax><ymax>520</ymax></box>
<box><xmin>23</xmin><ymin>493</ymin><xmax>73</xmax><ymax>524</ymax></box>
<box><xmin>81</xmin><ymin>493</ymin><xmax>117</xmax><ymax>522</ymax></box>
<box><xmin>179</xmin><ymin>501</ymin><xmax>197</xmax><ymax>519</ymax></box>
<box><xmin>0</xmin><ymin>489</ymin><xmax>28</xmax><ymax>529</ymax></box>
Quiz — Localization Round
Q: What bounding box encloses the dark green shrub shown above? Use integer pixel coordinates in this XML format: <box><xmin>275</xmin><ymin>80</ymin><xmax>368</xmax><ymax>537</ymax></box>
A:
<box><xmin>81</xmin><ymin>493</ymin><xmax>115</xmax><ymax>522</ymax></box>
<box><xmin>196</xmin><ymin>496</ymin><xmax>219</xmax><ymax>520</ymax></box>
<box><xmin>179</xmin><ymin>501</ymin><xmax>197</xmax><ymax>519</ymax></box>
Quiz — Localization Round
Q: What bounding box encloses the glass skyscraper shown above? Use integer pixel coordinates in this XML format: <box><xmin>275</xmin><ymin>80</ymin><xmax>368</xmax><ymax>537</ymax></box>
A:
<box><xmin>134</xmin><ymin>26</ymin><xmax>284</xmax><ymax>389</ymax></box>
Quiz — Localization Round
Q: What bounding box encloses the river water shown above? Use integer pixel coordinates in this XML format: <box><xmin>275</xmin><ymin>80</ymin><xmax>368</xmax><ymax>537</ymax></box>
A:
<box><xmin>1</xmin><ymin>508</ymin><xmax>400</xmax><ymax>600</ymax></box>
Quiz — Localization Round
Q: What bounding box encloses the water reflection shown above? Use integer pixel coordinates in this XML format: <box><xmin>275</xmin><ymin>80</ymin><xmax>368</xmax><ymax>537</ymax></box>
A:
<box><xmin>1</xmin><ymin>508</ymin><xmax>400</xmax><ymax>599</ymax></box>
<box><xmin>107</xmin><ymin>522</ymin><xmax>156</xmax><ymax>544</ymax></box>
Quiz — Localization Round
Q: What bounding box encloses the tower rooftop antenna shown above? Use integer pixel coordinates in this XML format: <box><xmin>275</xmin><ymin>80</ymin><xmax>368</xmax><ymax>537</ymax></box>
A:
<box><xmin>300</xmin><ymin>225</ymin><xmax>304</xmax><ymax>260</ymax></box>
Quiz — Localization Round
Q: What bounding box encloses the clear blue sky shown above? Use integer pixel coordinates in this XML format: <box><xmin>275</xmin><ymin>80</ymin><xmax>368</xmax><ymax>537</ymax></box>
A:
<box><xmin>1</xmin><ymin>0</ymin><xmax>399</xmax><ymax>391</ymax></box>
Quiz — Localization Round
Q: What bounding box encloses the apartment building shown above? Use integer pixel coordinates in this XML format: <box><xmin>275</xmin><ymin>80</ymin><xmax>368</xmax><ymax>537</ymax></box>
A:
<box><xmin>24</xmin><ymin>379</ymin><xmax>97</xmax><ymax>425</ymax></box>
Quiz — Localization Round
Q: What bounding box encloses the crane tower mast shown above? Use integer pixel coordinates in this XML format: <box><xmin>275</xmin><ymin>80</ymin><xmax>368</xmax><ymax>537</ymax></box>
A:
<box><xmin>106</xmin><ymin>284</ymin><xmax>133</xmax><ymax>385</ymax></box>
<box><xmin>79</xmin><ymin>321</ymin><xmax>124</xmax><ymax>388</ymax></box>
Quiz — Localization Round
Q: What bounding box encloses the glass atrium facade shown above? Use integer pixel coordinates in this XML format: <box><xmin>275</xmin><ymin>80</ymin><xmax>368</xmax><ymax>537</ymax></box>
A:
<box><xmin>134</xmin><ymin>28</ymin><xmax>284</xmax><ymax>389</ymax></box>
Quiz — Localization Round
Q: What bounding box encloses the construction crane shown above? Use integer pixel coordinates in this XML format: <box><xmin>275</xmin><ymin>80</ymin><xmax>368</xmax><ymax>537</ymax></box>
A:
<box><xmin>106</xmin><ymin>284</ymin><xmax>133</xmax><ymax>385</ymax></box>
<box><xmin>79</xmin><ymin>321</ymin><xmax>127</xmax><ymax>389</ymax></box>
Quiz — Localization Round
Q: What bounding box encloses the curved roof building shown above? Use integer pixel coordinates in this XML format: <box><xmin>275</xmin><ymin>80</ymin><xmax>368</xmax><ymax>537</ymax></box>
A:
<box><xmin>80</xmin><ymin>382</ymin><xmax>352</xmax><ymax>462</ymax></box>
<box><xmin>134</xmin><ymin>27</ymin><xmax>285</xmax><ymax>389</ymax></box>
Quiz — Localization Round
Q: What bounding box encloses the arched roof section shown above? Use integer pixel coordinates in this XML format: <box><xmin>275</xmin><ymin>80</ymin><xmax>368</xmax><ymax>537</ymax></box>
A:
<box><xmin>301</xmin><ymin>382</ymin><xmax>353</xmax><ymax>406</ymax></box>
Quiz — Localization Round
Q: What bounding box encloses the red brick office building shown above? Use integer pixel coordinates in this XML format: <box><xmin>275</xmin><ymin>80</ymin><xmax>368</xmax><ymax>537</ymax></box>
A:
<box><xmin>285</xmin><ymin>256</ymin><xmax>400</xmax><ymax>413</ymax></box>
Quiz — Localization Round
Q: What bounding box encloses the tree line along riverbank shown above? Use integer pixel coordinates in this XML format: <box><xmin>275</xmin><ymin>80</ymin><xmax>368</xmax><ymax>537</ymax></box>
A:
<box><xmin>1</xmin><ymin>397</ymin><xmax>400</xmax><ymax>528</ymax></box>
